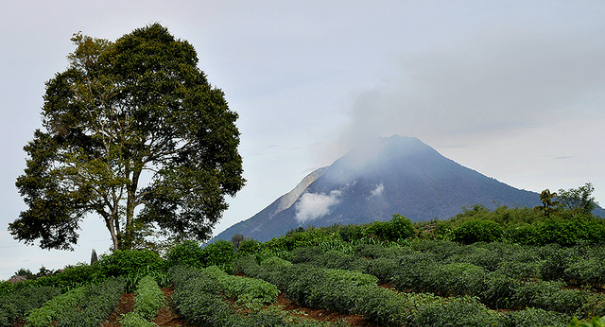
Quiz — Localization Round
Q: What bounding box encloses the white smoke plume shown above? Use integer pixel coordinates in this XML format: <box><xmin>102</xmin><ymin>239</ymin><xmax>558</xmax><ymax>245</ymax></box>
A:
<box><xmin>295</xmin><ymin>190</ymin><xmax>342</xmax><ymax>224</ymax></box>
<box><xmin>368</xmin><ymin>183</ymin><xmax>384</xmax><ymax>198</ymax></box>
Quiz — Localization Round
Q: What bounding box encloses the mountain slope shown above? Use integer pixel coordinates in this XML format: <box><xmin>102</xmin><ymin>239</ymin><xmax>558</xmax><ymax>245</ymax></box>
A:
<box><xmin>215</xmin><ymin>136</ymin><xmax>567</xmax><ymax>242</ymax></box>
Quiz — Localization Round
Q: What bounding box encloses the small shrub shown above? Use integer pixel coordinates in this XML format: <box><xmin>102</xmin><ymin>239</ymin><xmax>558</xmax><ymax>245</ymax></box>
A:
<box><xmin>230</xmin><ymin>233</ymin><xmax>245</xmax><ymax>251</ymax></box>
<box><xmin>98</xmin><ymin>249</ymin><xmax>164</xmax><ymax>277</ymax></box>
<box><xmin>324</xmin><ymin>269</ymin><xmax>378</xmax><ymax>287</ymax></box>
<box><xmin>565</xmin><ymin>259</ymin><xmax>605</xmax><ymax>286</ymax></box>
<box><xmin>260</xmin><ymin>256</ymin><xmax>293</xmax><ymax>268</ymax></box>
<box><xmin>364</xmin><ymin>257</ymin><xmax>400</xmax><ymax>283</ymax></box>
<box><xmin>411</xmin><ymin>296</ymin><xmax>501</xmax><ymax>327</ymax></box>
<box><xmin>569</xmin><ymin>316</ymin><xmax>605</xmax><ymax>327</ymax></box>
<box><xmin>236</xmin><ymin>238</ymin><xmax>262</xmax><ymax>257</ymax></box>
<box><xmin>201</xmin><ymin>240</ymin><xmax>235</xmax><ymax>268</ymax></box>
<box><xmin>133</xmin><ymin>276</ymin><xmax>166</xmax><ymax>320</ymax></box>
<box><xmin>120</xmin><ymin>313</ymin><xmax>158</xmax><ymax>327</ymax></box>
<box><xmin>502</xmin><ymin>307</ymin><xmax>570</xmax><ymax>327</ymax></box>
<box><xmin>0</xmin><ymin>286</ymin><xmax>60</xmax><ymax>327</ymax></box>
<box><xmin>290</xmin><ymin>246</ymin><xmax>323</xmax><ymax>264</ymax></box>
<box><xmin>389</xmin><ymin>214</ymin><xmax>415</xmax><ymax>240</ymax></box>
<box><xmin>165</xmin><ymin>240</ymin><xmax>204</xmax><ymax>268</ymax></box>
<box><xmin>453</xmin><ymin>219</ymin><xmax>503</xmax><ymax>244</ymax></box>
<box><xmin>338</xmin><ymin>224</ymin><xmax>365</xmax><ymax>242</ymax></box>
<box><xmin>364</xmin><ymin>220</ymin><xmax>391</xmax><ymax>241</ymax></box>
<box><xmin>505</xmin><ymin>224</ymin><xmax>542</xmax><ymax>245</ymax></box>
<box><xmin>429</xmin><ymin>262</ymin><xmax>486</xmax><ymax>297</ymax></box>
<box><xmin>539</xmin><ymin>219</ymin><xmax>583</xmax><ymax>246</ymax></box>
<box><xmin>31</xmin><ymin>263</ymin><xmax>105</xmax><ymax>292</ymax></box>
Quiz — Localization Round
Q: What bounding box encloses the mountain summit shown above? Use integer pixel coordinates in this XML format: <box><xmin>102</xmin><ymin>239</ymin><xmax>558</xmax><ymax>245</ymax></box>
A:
<box><xmin>215</xmin><ymin>135</ymin><xmax>541</xmax><ymax>241</ymax></box>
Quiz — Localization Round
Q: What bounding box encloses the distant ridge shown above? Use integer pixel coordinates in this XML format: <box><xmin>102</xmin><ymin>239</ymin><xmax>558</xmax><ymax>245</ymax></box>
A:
<box><xmin>214</xmin><ymin>135</ymin><xmax>586</xmax><ymax>242</ymax></box>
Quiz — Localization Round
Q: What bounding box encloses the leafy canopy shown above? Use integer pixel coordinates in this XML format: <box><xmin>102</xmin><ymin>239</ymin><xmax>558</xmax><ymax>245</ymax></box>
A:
<box><xmin>557</xmin><ymin>182</ymin><xmax>598</xmax><ymax>216</ymax></box>
<box><xmin>9</xmin><ymin>24</ymin><xmax>245</xmax><ymax>251</ymax></box>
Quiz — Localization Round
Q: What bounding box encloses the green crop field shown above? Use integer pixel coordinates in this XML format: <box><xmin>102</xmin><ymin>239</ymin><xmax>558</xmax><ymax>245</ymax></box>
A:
<box><xmin>3</xmin><ymin>206</ymin><xmax>605</xmax><ymax>326</ymax></box>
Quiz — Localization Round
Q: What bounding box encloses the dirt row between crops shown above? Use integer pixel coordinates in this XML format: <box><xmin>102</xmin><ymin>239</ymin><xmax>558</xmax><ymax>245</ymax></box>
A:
<box><xmin>99</xmin><ymin>288</ymin><xmax>379</xmax><ymax>327</ymax></box>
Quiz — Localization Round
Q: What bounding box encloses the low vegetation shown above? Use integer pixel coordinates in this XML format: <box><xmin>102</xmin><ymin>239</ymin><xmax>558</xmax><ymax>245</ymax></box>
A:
<box><xmin>2</xmin><ymin>184</ymin><xmax>605</xmax><ymax>326</ymax></box>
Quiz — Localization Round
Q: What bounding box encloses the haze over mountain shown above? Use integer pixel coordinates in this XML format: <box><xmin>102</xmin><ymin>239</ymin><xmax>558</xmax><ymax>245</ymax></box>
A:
<box><xmin>214</xmin><ymin>135</ymin><xmax>578</xmax><ymax>242</ymax></box>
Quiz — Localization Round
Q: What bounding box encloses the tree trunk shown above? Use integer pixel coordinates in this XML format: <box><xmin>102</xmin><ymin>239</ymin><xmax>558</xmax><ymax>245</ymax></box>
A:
<box><xmin>124</xmin><ymin>167</ymin><xmax>142</xmax><ymax>249</ymax></box>
<box><xmin>104</xmin><ymin>214</ymin><xmax>120</xmax><ymax>251</ymax></box>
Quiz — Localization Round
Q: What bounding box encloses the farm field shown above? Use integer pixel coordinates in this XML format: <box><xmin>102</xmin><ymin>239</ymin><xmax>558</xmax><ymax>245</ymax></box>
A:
<box><xmin>3</xmin><ymin>207</ymin><xmax>605</xmax><ymax>327</ymax></box>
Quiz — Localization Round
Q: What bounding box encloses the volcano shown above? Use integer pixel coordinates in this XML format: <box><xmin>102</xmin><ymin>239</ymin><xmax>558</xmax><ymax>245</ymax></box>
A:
<box><xmin>215</xmin><ymin>135</ymin><xmax>544</xmax><ymax>242</ymax></box>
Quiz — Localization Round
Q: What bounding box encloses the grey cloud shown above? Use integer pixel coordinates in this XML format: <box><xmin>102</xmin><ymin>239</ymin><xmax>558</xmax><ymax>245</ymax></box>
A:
<box><xmin>338</xmin><ymin>21</ymin><xmax>605</xmax><ymax>151</ymax></box>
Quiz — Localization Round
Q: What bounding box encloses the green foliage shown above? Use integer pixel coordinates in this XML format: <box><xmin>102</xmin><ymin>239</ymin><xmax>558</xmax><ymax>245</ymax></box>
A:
<box><xmin>0</xmin><ymin>286</ymin><xmax>60</xmax><ymax>327</ymax></box>
<box><xmin>170</xmin><ymin>263</ymin><xmax>347</xmax><ymax>327</ymax></box>
<box><xmin>410</xmin><ymin>296</ymin><xmax>501</xmax><ymax>327</ymax></box>
<box><xmin>119</xmin><ymin>275</ymin><xmax>164</xmax><ymax>327</ymax></box>
<box><xmin>98</xmin><ymin>249</ymin><xmax>163</xmax><ymax>275</ymax></box>
<box><xmin>311</xmin><ymin>250</ymin><xmax>364</xmax><ymax>270</ymax></box>
<box><xmin>431</xmin><ymin>200</ymin><xmax>605</xmax><ymax>247</ymax></box>
<box><xmin>364</xmin><ymin>220</ymin><xmax>391</xmax><ymax>241</ymax></box>
<box><xmin>265</xmin><ymin>225</ymin><xmax>343</xmax><ymax>253</ymax></box>
<box><xmin>25</xmin><ymin>286</ymin><xmax>87</xmax><ymax>326</ymax></box>
<box><xmin>363</xmin><ymin>214</ymin><xmax>415</xmax><ymax>242</ymax></box>
<box><xmin>291</xmin><ymin>246</ymin><xmax>324</xmax><ymax>263</ymax></box>
<box><xmin>391</xmin><ymin>261</ymin><xmax>487</xmax><ymax>297</ymax></box>
<box><xmin>56</xmin><ymin>277</ymin><xmax>126</xmax><ymax>327</ymax></box>
<box><xmin>558</xmin><ymin>183</ymin><xmax>599</xmax><ymax>216</ymax></box>
<box><xmin>260</xmin><ymin>256</ymin><xmax>294</xmax><ymax>268</ymax></box>
<box><xmin>535</xmin><ymin>189</ymin><xmax>560</xmax><ymax>217</ymax></box>
<box><xmin>540</xmin><ymin>219</ymin><xmax>585</xmax><ymax>246</ymax></box>
<box><xmin>570</xmin><ymin>316</ymin><xmax>605</xmax><ymax>327</ymax></box>
<box><xmin>10</xmin><ymin>23</ymin><xmax>245</xmax><ymax>251</ymax></box>
<box><xmin>201</xmin><ymin>265</ymin><xmax>279</xmax><ymax>307</ymax></box>
<box><xmin>390</xmin><ymin>214</ymin><xmax>415</xmax><ymax>239</ymax></box>
<box><xmin>13</xmin><ymin>268</ymin><xmax>35</xmax><ymax>279</ymax></box>
<box><xmin>324</xmin><ymin>269</ymin><xmax>378</xmax><ymax>287</ymax></box>
<box><xmin>165</xmin><ymin>240</ymin><xmax>204</xmax><ymax>268</ymax></box>
<box><xmin>40</xmin><ymin>263</ymin><xmax>105</xmax><ymax>291</ymax></box>
<box><xmin>120</xmin><ymin>313</ymin><xmax>158</xmax><ymax>327</ymax></box>
<box><xmin>96</xmin><ymin>249</ymin><xmax>164</xmax><ymax>292</ymax></box>
<box><xmin>168</xmin><ymin>266</ymin><xmax>232</xmax><ymax>326</ymax></box>
<box><xmin>338</xmin><ymin>223</ymin><xmax>365</xmax><ymax>242</ymax></box>
<box><xmin>230</xmin><ymin>233</ymin><xmax>244</xmax><ymax>251</ymax></box>
<box><xmin>132</xmin><ymin>276</ymin><xmax>166</xmax><ymax>320</ymax></box>
<box><xmin>502</xmin><ymin>307</ymin><xmax>570</xmax><ymax>327</ymax></box>
<box><xmin>452</xmin><ymin>219</ymin><xmax>504</xmax><ymax>244</ymax></box>
<box><xmin>236</xmin><ymin>238</ymin><xmax>262</xmax><ymax>257</ymax></box>
<box><xmin>565</xmin><ymin>259</ymin><xmax>605</xmax><ymax>286</ymax></box>
<box><xmin>201</xmin><ymin>240</ymin><xmax>235</xmax><ymax>268</ymax></box>
<box><xmin>363</xmin><ymin>257</ymin><xmax>400</xmax><ymax>283</ymax></box>
<box><xmin>24</xmin><ymin>277</ymin><xmax>125</xmax><ymax>327</ymax></box>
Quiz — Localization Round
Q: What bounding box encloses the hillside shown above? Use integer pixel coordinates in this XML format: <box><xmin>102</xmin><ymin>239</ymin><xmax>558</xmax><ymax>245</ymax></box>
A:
<box><xmin>216</xmin><ymin>135</ymin><xmax>543</xmax><ymax>241</ymax></box>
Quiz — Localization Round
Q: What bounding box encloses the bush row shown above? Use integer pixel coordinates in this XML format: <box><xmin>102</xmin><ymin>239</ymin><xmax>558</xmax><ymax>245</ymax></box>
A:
<box><xmin>261</xmin><ymin>215</ymin><xmax>415</xmax><ymax>253</ymax></box>
<box><xmin>451</xmin><ymin>216</ymin><xmax>605</xmax><ymax>246</ymax></box>
<box><xmin>0</xmin><ymin>286</ymin><xmax>60</xmax><ymax>327</ymax></box>
<box><xmin>350</xmin><ymin>240</ymin><xmax>605</xmax><ymax>288</ymax></box>
<box><xmin>24</xmin><ymin>277</ymin><xmax>125</xmax><ymax>327</ymax></box>
<box><xmin>121</xmin><ymin>275</ymin><xmax>166</xmax><ymax>327</ymax></box>
<box><xmin>24</xmin><ymin>285</ymin><xmax>88</xmax><ymax>326</ymax></box>
<box><xmin>391</xmin><ymin>261</ymin><xmax>605</xmax><ymax>315</ymax></box>
<box><xmin>284</xmin><ymin>242</ymin><xmax>605</xmax><ymax>316</ymax></box>
<box><xmin>200</xmin><ymin>265</ymin><xmax>279</xmax><ymax>307</ymax></box>
<box><xmin>167</xmin><ymin>265</ymin><xmax>346</xmax><ymax>327</ymax></box>
<box><xmin>234</xmin><ymin>255</ymin><xmax>571</xmax><ymax>327</ymax></box>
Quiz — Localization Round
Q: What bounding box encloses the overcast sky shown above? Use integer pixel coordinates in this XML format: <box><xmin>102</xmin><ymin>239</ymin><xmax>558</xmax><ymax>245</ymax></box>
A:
<box><xmin>1</xmin><ymin>1</ymin><xmax>604</xmax><ymax>279</ymax></box>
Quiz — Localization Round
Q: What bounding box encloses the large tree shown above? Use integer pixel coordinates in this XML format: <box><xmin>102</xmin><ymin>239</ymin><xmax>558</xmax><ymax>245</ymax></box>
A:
<box><xmin>9</xmin><ymin>24</ymin><xmax>245</xmax><ymax>251</ymax></box>
<box><xmin>557</xmin><ymin>183</ymin><xmax>598</xmax><ymax>217</ymax></box>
